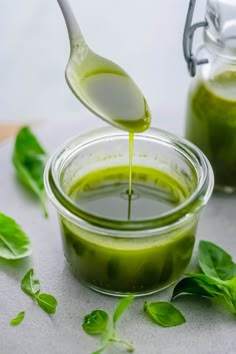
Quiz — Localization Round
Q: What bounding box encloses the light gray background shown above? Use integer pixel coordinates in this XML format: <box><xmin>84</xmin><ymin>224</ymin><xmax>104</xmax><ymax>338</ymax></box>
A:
<box><xmin>1</xmin><ymin>0</ymin><xmax>205</xmax><ymax>134</ymax></box>
<box><xmin>1</xmin><ymin>1</ymin><xmax>236</xmax><ymax>354</ymax></box>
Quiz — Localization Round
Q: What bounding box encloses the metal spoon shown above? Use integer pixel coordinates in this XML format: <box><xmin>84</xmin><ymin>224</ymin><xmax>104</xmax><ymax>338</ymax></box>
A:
<box><xmin>57</xmin><ymin>0</ymin><xmax>151</xmax><ymax>132</ymax></box>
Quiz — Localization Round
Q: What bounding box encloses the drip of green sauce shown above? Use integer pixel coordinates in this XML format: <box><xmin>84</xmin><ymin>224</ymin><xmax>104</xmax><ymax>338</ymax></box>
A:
<box><xmin>68</xmin><ymin>51</ymin><xmax>152</xmax><ymax>199</ymax></box>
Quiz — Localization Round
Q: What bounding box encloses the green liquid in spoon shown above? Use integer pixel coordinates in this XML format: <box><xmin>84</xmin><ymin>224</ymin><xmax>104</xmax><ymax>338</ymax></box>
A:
<box><xmin>66</xmin><ymin>48</ymin><xmax>151</xmax><ymax>133</ymax></box>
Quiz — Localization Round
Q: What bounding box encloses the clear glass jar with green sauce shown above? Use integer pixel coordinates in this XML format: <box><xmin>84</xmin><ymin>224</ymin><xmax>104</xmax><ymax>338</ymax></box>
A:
<box><xmin>184</xmin><ymin>0</ymin><xmax>236</xmax><ymax>192</ymax></box>
<box><xmin>44</xmin><ymin>128</ymin><xmax>213</xmax><ymax>296</ymax></box>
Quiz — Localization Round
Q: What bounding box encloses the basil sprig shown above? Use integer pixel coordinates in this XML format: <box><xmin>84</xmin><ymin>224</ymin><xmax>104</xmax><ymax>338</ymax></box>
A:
<box><xmin>172</xmin><ymin>241</ymin><xmax>236</xmax><ymax>314</ymax></box>
<box><xmin>13</xmin><ymin>127</ymin><xmax>48</xmax><ymax>217</ymax></box>
<box><xmin>83</xmin><ymin>295</ymin><xmax>134</xmax><ymax>353</ymax></box>
<box><xmin>21</xmin><ymin>269</ymin><xmax>57</xmax><ymax>315</ymax></box>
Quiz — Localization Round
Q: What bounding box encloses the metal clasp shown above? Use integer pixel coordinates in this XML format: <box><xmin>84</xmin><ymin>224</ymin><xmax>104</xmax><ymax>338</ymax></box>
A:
<box><xmin>183</xmin><ymin>0</ymin><xmax>209</xmax><ymax>76</ymax></box>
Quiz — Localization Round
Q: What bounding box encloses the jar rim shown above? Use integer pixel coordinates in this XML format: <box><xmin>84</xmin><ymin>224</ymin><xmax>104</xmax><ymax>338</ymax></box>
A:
<box><xmin>44</xmin><ymin>127</ymin><xmax>214</xmax><ymax>233</ymax></box>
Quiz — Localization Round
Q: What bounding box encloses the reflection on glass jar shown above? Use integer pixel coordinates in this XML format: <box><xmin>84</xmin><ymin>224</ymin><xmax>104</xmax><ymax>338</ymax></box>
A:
<box><xmin>184</xmin><ymin>0</ymin><xmax>236</xmax><ymax>192</ymax></box>
<box><xmin>186</xmin><ymin>66</ymin><xmax>236</xmax><ymax>191</ymax></box>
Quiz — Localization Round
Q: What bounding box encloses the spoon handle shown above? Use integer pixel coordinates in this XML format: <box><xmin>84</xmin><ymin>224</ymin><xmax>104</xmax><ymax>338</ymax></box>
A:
<box><xmin>57</xmin><ymin>0</ymin><xmax>84</xmax><ymax>44</ymax></box>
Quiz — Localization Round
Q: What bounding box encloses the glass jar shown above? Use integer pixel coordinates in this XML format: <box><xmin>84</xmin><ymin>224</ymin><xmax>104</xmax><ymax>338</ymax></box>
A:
<box><xmin>184</xmin><ymin>0</ymin><xmax>236</xmax><ymax>192</ymax></box>
<box><xmin>44</xmin><ymin>127</ymin><xmax>213</xmax><ymax>296</ymax></box>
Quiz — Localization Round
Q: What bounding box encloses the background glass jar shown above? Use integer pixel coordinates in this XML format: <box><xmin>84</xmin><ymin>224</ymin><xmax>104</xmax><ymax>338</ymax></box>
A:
<box><xmin>184</xmin><ymin>0</ymin><xmax>236</xmax><ymax>192</ymax></box>
<box><xmin>44</xmin><ymin>127</ymin><xmax>213</xmax><ymax>296</ymax></box>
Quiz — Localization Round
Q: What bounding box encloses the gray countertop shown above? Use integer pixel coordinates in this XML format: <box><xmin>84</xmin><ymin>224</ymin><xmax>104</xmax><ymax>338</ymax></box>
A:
<box><xmin>1</xmin><ymin>120</ymin><xmax>236</xmax><ymax>354</ymax></box>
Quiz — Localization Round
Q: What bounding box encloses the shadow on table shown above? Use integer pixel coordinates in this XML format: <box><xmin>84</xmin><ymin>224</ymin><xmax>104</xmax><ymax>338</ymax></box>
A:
<box><xmin>0</xmin><ymin>256</ymin><xmax>32</xmax><ymax>281</ymax></box>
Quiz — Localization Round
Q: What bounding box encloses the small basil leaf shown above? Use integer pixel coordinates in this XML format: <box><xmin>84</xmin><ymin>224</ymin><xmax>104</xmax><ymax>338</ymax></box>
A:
<box><xmin>172</xmin><ymin>277</ymin><xmax>214</xmax><ymax>300</ymax></box>
<box><xmin>83</xmin><ymin>310</ymin><xmax>109</xmax><ymax>335</ymax></box>
<box><xmin>10</xmin><ymin>311</ymin><xmax>25</xmax><ymax>326</ymax></box>
<box><xmin>112</xmin><ymin>295</ymin><xmax>134</xmax><ymax>327</ymax></box>
<box><xmin>13</xmin><ymin>126</ymin><xmax>48</xmax><ymax>217</ymax></box>
<box><xmin>144</xmin><ymin>301</ymin><xmax>186</xmax><ymax>327</ymax></box>
<box><xmin>36</xmin><ymin>293</ymin><xmax>58</xmax><ymax>314</ymax></box>
<box><xmin>0</xmin><ymin>213</ymin><xmax>32</xmax><ymax>260</ymax></box>
<box><xmin>21</xmin><ymin>269</ymin><xmax>40</xmax><ymax>297</ymax></box>
<box><xmin>198</xmin><ymin>241</ymin><xmax>236</xmax><ymax>280</ymax></box>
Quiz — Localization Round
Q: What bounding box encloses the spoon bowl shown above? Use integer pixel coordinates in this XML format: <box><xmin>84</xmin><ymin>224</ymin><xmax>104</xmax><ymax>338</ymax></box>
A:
<box><xmin>57</xmin><ymin>0</ymin><xmax>151</xmax><ymax>132</ymax></box>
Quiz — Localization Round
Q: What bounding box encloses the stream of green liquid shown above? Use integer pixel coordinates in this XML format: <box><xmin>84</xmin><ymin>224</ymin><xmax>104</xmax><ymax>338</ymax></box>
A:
<box><xmin>69</xmin><ymin>166</ymin><xmax>188</xmax><ymax>222</ymax></box>
<box><xmin>128</xmin><ymin>132</ymin><xmax>134</xmax><ymax>220</ymax></box>
<box><xmin>69</xmin><ymin>58</ymin><xmax>151</xmax><ymax>215</ymax></box>
<box><xmin>67</xmin><ymin>49</ymin><xmax>153</xmax><ymax>217</ymax></box>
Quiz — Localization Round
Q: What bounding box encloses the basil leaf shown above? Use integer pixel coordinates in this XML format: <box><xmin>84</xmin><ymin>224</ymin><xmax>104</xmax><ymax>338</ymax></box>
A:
<box><xmin>21</xmin><ymin>269</ymin><xmax>58</xmax><ymax>315</ymax></box>
<box><xmin>10</xmin><ymin>311</ymin><xmax>25</xmax><ymax>326</ymax></box>
<box><xmin>0</xmin><ymin>213</ymin><xmax>32</xmax><ymax>260</ymax></box>
<box><xmin>21</xmin><ymin>269</ymin><xmax>40</xmax><ymax>297</ymax></box>
<box><xmin>112</xmin><ymin>295</ymin><xmax>134</xmax><ymax>327</ymax></box>
<box><xmin>144</xmin><ymin>301</ymin><xmax>186</xmax><ymax>327</ymax></box>
<box><xmin>186</xmin><ymin>273</ymin><xmax>227</xmax><ymax>296</ymax></box>
<box><xmin>224</xmin><ymin>276</ymin><xmax>236</xmax><ymax>314</ymax></box>
<box><xmin>198</xmin><ymin>241</ymin><xmax>236</xmax><ymax>280</ymax></box>
<box><xmin>36</xmin><ymin>293</ymin><xmax>58</xmax><ymax>314</ymax></box>
<box><xmin>172</xmin><ymin>276</ymin><xmax>215</xmax><ymax>300</ymax></box>
<box><xmin>13</xmin><ymin>127</ymin><xmax>48</xmax><ymax>217</ymax></box>
<box><xmin>83</xmin><ymin>310</ymin><xmax>109</xmax><ymax>335</ymax></box>
<box><xmin>173</xmin><ymin>273</ymin><xmax>227</xmax><ymax>302</ymax></box>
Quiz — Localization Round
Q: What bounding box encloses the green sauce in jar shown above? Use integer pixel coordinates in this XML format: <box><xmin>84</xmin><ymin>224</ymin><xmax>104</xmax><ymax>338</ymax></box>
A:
<box><xmin>59</xmin><ymin>165</ymin><xmax>197</xmax><ymax>295</ymax></box>
<box><xmin>186</xmin><ymin>71</ymin><xmax>236</xmax><ymax>190</ymax></box>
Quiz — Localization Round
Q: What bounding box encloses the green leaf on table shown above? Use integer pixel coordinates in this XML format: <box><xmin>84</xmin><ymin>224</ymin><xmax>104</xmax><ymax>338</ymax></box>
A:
<box><xmin>144</xmin><ymin>301</ymin><xmax>186</xmax><ymax>327</ymax></box>
<box><xmin>172</xmin><ymin>273</ymin><xmax>225</xmax><ymax>300</ymax></box>
<box><xmin>10</xmin><ymin>311</ymin><xmax>25</xmax><ymax>326</ymax></box>
<box><xmin>21</xmin><ymin>269</ymin><xmax>58</xmax><ymax>315</ymax></box>
<box><xmin>0</xmin><ymin>213</ymin><xmax>32</xmax><ymax>260</ymax></box>
<box><xmin>198</xmin><ymin>240</ymin><xmax>236</xmax><ymax>280</ymax></box>
<box><xmin>172</xmin><ymin>276</ymin><xmax>214</xmax><ymax>300</ymax></box>
<box><xmin>83</xmin><ymin>296</ymin><xmax>135</xmax><ymax>353</ymax></box>
<box><xmin>83</xmin><ymin>310</ymin><xmax>109</xmax><ymax>335</ymax></box>
<box><xmin>173</xmin><ymin>273</ymin><xmax>236</xmax><ymax>315</ymax></box>
<box><xmin>36</xmin><ymin>293</ymin><xmax>58</xmax><ymax>314</ymax></box>
<box><xmin>113</xmin><ymin>295</ymin><xmax>134</xmax><ymax>327</ymax></box>
<box><xmin>13</xmin><ymin>126</ymin><xmax>48</xmax><ymax>217</ymax></box>
<box><xmin>172</xmin><ymin>240</ymin><xmax>236</xmax><ymax>316</ymax></box>
<box><xmin>21</xmin><ymin>269</ymin><xmax>40</xmax><ymax>297</ymax></box>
